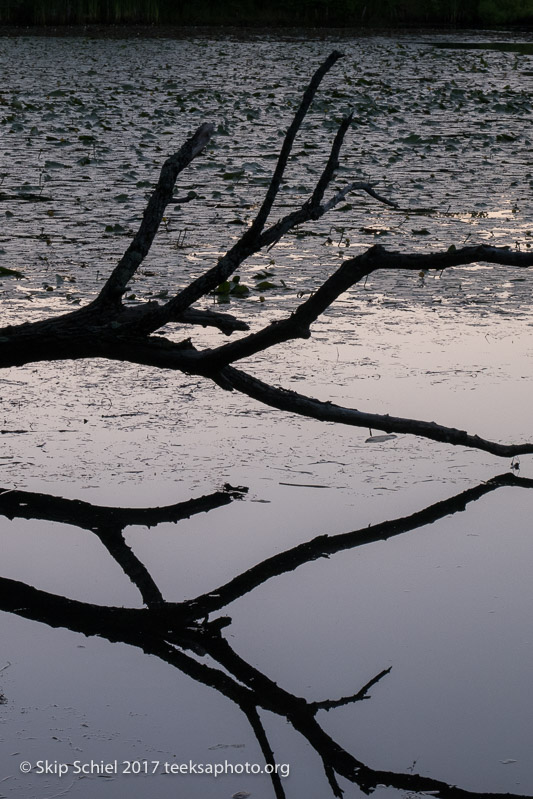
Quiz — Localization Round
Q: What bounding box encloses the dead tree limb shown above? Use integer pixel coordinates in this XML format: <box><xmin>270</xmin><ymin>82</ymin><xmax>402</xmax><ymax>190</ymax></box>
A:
<box><xmin>1</xmin><ymin>53</ymin><xmax>532</xmax><ymax>455</ymax></box>
<box><xmin>220</xmin><ymin>367</ymin><xmax>533</xmax><ymax>458</ymax></box>
<box><xmin>98</xmin><ymin>122</ymin><xmax>215</xmax><ymax>307</ymax></box>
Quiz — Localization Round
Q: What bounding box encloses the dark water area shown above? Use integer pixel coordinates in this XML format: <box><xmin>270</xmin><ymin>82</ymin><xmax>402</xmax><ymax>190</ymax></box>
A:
<box><xmin>1</xmin><ymin>29</ymin><xmax>533</xmax><ymax>799</ymax></box>
<box><xmin>434</xmin><ymin>40</ymin><xmax>533</xmax><ymax>53</ymax></box>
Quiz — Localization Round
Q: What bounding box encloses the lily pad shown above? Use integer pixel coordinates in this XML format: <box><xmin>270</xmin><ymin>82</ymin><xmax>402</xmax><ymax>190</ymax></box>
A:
<box><xmin>0</xmin><ymin>266</ymin><xmax>23</xmax><ymax>278</ymax></box>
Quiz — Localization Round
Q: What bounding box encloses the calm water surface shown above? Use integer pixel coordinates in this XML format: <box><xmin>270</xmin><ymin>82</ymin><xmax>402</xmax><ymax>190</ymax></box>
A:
<box><xmin>1</xmin><ymin>28</ymin><xmax>533</xmax><ymax>799</ymax></box>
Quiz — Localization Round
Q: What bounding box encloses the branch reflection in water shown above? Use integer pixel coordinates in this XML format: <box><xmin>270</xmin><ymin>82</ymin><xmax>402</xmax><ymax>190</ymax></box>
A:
<box><xmin>1</xmin><ymin>474</ymin><xmax>532</xmax><ymax>799</ymax></box>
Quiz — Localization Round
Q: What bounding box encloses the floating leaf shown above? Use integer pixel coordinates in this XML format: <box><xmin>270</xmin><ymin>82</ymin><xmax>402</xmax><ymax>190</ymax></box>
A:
<box><xmin>0</xmin><ymin>266</ymin><xmax>24</xmax><ymax>278</ymax></box>
<box><xmin>215</xmin><ymin>281</ymin><xmax>231</xmax><ymax>295</ymax></box>
<box><xmin>222</xmin><ymin>169</ymin><xmax>245</xmax><ymax>180</ymax></box>
<box><xmin>230</xmin><ymin>283</ymin><xmax>250</xmax><ymax>296</ymax></box>
<box><xmin>44</xmin><ymin>160</ymin><xmax>68</xmax><ymax>169</ymax></box>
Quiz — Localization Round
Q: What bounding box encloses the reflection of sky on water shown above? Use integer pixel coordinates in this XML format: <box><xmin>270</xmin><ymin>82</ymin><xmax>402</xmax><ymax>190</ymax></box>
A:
<box><xmin>2</xmin><ymin>478</ymin><xmax>533</xmax><ymax>797</ymax></box>
<box><xmin>3</xmin><ymin>305</ymin><xmax>530</xmax><ymax>489</ymax></box>
<box><xmin>228</xmin><ymin>486</ymin><xmax>533</xmax><ymax>790</ymax></box>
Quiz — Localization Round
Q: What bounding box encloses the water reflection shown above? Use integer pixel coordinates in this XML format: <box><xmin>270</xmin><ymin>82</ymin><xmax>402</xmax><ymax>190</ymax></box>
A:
<box><xmin>1</xmin><ymin>474</ymin><xmax>532</xmax><ymax>799</ymax></box>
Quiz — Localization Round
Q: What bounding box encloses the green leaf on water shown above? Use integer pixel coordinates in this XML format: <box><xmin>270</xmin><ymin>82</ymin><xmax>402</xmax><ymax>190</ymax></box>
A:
<box><xmin>0</xmin><ymin>266</ymin><xmax>24</xmax><ymax>278</ymax></box>
<box><xmin>222</xmin><ymin>169</ymin><xmax>245</xmax><ymax>180</ymax></box>
<box><xmin>230</xmin><ymin>283</ymin><xmax>250</xmax><ymax>296</ymax></box>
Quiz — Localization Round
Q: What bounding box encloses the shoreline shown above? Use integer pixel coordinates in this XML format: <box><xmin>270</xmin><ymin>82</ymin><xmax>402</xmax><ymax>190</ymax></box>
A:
<box><xmin>0</xmin><ymin>23</ymin><xmax>532</xmax><ymax>39</ymax></box>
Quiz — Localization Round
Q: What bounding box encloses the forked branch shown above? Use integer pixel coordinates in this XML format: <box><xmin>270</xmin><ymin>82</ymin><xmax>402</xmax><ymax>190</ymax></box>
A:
<box><xmin>0</xmin><ymin>53</ymin><xmax>532</xmax><ymax>457</ymax></box>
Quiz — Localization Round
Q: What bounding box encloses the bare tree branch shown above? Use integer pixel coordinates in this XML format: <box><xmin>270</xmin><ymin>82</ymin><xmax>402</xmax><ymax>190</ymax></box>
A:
<box><xmin>322</xmin><ymin>762</ymin><xmax>345</xmax><ymax>799</ymax></box>
<box><xmin>247</xmin><ymin>49</ymin><xmax>343</xmax><ymax>238</ymax></box>
<box><xmin>0</xmin><ymin>484</ymin><xmax>243</xmax><ymax>531</ymax></box>
<box><xmin>310</xmin><ymin>112</ymin><xmax>353</xmax><ymax>208</ymax></box>
<box><xmin>0</xmin><ymin>485</ymin><xmax>246</xmax><ymax>608</ymax></box>
<box><xmin>255</xmin><ymin>179</ymin><xmax>396</xmax><ymax>256</ymax></box>
<box><xmin>372</xmin><ymin>242</ymin><xmax>533</xmax><ymax>271</ymax></box>
<box><xmin>198</xmin><ymin>252</ymin><xmax>374</xmax><ymax>368</ymax></box>
<box><xmin>220</xmin><ymin>367</ymin><xmax>533</xmax><ymax>457</ymax></box>
<box><xmin>98</xmin><ymin>122</ymin><xmax>214</xmax><ymax>306</ymax></box>
<box><xmin>310</xmin><ymin>667</ymin><xmax>392</xmax><ymax>712</ymax></box>
<box><xmin>0</xmin><ymin>54</ymin><xmax>532</xmax><ymax>458</ymax></box>
<box><xmin>134</xmin><ymin>51</ymin><xmax>346</xmax><ymax>334</ymax></box>
<box><xmin>176</xmin><ymin>308</ymin><xmax>249</xmax><ymax>334</ymax></box>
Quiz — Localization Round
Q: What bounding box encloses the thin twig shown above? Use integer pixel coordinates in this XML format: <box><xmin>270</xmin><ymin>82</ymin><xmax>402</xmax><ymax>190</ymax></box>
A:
<box><xmin>310</xmin><ymin>667</ymin><xmax>392</xmax><ymax>712</ymax></box>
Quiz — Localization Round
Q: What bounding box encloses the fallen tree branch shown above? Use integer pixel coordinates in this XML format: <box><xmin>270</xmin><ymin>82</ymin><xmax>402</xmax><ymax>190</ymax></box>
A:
<box><xmin>98</xmin><ymin>122</ymin><xmax>214</xmax><ymax>306</ymax></box>
<box><xmin>247</xmin><ymin>49</ymin><xmax>343</xmax><ymax>238</ymax></box>
<box><xmin>0</xmin><ymin>53</ymin><xmax>532</xmax><ymax>458</ymax></box>
<box><xmin>221</xmin><ymin>367</ymin><xmax>533</xmax><ymax>457</ymax></box>
<box><xmin>175</xmin><ymin>308</ymin><xmax>249</xmax><ymax>334</ymax></box>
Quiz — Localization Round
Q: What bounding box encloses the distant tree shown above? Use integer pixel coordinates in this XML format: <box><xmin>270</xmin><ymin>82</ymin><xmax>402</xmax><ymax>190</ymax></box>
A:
<box><xmin>478</xmin><ymin>0</ymin><xmax>533</xmax><ymax>23</ymax></box>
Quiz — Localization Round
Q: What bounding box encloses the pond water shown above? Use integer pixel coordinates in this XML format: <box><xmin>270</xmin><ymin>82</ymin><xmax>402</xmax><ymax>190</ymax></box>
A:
<box><xmin>1</xmin><ymin>27</ymin><xmax>533</xmax><ymax>799</ymax></box>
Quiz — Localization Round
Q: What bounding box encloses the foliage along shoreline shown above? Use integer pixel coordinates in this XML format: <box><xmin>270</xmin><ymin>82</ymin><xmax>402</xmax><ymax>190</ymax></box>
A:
<box><xmin>0</xmin><ymin>1</ymin><xmax>532</xmax><ymax>28</ymax></box>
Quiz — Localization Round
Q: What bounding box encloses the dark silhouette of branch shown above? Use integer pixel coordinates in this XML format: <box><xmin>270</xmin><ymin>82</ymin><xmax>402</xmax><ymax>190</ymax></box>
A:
<box><xmin>0</xmin><ymin>484</ymin><xmax>246</xmax><ymax>607</ymax></box>
<box><xmin>248</xmin><ymin>49</ymin><xmax>343</xmax><ymax>238</ymax></box>
<box><xmin>175</xmin><ymin>308</ymin><xmax>249</xmax><ymax>334</ymax></box>
<box><xmin>219</xmin><ymin>367</ymin><xmax>533</xmax><ymax>457</ymax></box>
<box><xmin>243</xmin><ymin>705</ymin><xmax>288</xmax><ymax>799</ymax></box>
<box><xmin>1</xmin><ymin>473</ymin><xmax>533</xmax><ymax>799</ymax></box>
<box><xmin>0</xmin><ymin>484</ymin><xmax>244</xmax><ymax>532</ymax></box>
<box><xmin>96</xmin><ymin>524</ymin><xmax>164</xmax><ymax>607</ymax></box>
<box><xmin>0</xmin><ymin>55</ymin><xmax>532</xmax><ymax>457</ymax></box>
<box><xmin>3</xmin><ymin>573</ymin><xmax>526</xmax><ymax>798</ymax></box>
<box><xmin>310</xmin><ymin>667</ymin><xmax>393</xmax><ymax>712</ymax></box>
<box><xmin>186</xmin><ymin>472</ymin><xmax>533</xmax><ymax>616</ymax></box>
<box><xmin>98</xmin><ymin>122</ymin><xmax>214</xmax><ymax>306</ymax></box>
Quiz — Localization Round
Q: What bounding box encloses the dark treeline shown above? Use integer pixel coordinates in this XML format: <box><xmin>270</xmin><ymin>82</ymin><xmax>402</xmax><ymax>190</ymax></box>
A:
<box><xmin>0</xmin><ymin>0</ymin><xmax>532</xmax><ymax>27</ymax></box>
